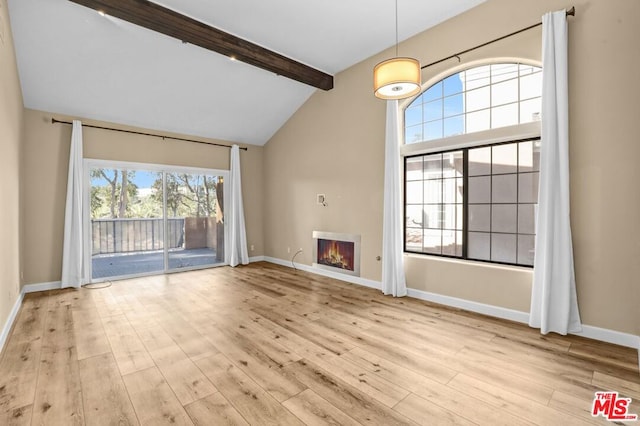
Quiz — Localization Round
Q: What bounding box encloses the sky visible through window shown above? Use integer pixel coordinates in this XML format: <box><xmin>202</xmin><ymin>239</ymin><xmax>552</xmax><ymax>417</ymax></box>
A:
<box><xmin>405</xmin><ymin>63</ymin><xmax>542</xmax><ymax>143</ymax></box>
<box><xmin>92</xmin><ymin>169</ymin><xmax>156</xmax><ymax>189</ymax></box>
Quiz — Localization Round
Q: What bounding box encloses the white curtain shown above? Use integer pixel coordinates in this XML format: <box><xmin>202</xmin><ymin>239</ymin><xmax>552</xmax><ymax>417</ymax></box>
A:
<box><xmin>226</xmin><ymin>144</ymin><xmax>249</xmax><ymax>267</ymax></box>
<box><xmin>529</xmin><ymin>10</ymin><xmax>581</xmax><ymax>334</ymax></box>
<box><xmin>61</xmin><ymin>120</ymin><xmax>85</xmax><ymax>289</ymax></box>
<box><xmin>381</xmin><ymin>100</ymin><xmax>407</xmax><ymax>297</ymax></box>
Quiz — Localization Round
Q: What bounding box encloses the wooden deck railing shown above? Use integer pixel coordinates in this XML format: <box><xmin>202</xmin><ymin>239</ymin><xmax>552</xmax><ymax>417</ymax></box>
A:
<box><xmin>91</xmin><ymin>218</ymin><xmax>184</xmax><ymax>255</ymax></box>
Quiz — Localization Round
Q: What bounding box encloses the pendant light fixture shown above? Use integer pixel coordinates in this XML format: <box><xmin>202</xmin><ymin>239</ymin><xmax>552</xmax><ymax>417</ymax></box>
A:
<box><xmin>373</xmin><ymin>0</ymin><xmax>421</xmax><ymax>100</ymax></box>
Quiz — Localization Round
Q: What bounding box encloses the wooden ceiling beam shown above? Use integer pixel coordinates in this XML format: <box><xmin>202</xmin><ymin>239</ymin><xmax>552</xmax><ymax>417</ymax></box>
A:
<box><xmin>68</xmin><ymin>0</ymin><xmax>334</xmax><ymax>90</ymax></box>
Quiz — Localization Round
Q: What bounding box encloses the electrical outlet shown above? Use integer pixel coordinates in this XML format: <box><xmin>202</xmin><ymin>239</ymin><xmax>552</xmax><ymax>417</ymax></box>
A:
<box><xmin>287</xmin><ymin>247</ymin><xmax>291</xmax><ymax>254</ymax></box>
<box><xmin>250</xmin><ymin>244</ymin><xmax>255</xmax><ymax>251</ymax></box>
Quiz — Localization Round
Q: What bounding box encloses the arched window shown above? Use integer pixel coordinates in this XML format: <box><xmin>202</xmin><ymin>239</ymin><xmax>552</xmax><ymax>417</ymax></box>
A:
<box><xmin>404</xmin><ymin>63</ymin><xmax>542</xmax><ymax>143</ymax></box>
<box><xmin>403</xmin><ymin>62</ymin><xmax>542</xmax><ymax>267</ymax></box>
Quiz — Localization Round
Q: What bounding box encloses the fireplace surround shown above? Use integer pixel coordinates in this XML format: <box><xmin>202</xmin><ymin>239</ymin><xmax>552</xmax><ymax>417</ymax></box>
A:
<box><xmin>312</xmin><ymin>231</ymin><xmax>361</xmax><ymax>277</ymax></box>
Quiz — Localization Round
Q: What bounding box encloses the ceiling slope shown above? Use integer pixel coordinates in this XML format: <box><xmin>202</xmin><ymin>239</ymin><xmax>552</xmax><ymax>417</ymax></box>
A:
<box><xmin>8</xmin><ymin>0</ymin><xmax>486</xmax><ymax>145</ymax></box>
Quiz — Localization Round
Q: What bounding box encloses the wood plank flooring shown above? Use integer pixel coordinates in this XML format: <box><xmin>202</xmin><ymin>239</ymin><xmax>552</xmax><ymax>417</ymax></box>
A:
<box><xmin>0</xmin><ymin>262</ymin><xmax>638</xmax><ymax>425</ymax></box>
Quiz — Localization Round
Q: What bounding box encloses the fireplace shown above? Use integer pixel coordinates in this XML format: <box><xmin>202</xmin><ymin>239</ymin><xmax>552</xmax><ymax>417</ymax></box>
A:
<box><xmin>312</xmin><ymin>231</ymin><xmax>361</xmax><ymax>276</ymax></box>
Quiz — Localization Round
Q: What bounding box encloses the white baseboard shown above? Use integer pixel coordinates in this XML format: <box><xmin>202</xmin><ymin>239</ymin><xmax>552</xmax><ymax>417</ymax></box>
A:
<box><xmin>406</xmin><ymin>288</ymin><xmax>531</xmax><ymax>324</ymax></box>
<box><xmin>22</xmin><ymin>281</ymin><xmax>61</xmax><ymax>294</ymax></box>
<box><xmin>407</xmin><ymin>287</ymin><xmax>640</xmax><ymax>350</ymax></box>
<box><xmin>249</xmin><ymin>256</ymin><xmax>266</xmax><ymax>263</ymax></box>
<box><xmin>262</xmin><ymin>258</ymin><xmax>639</xmax><ymax>351</ymax></box>
<box><xmin>262</xmin><ymin>256</ymin><xmax>382</xmax><ymax>290</ymax></box>
<box><xmin>574</xmin><ymin>325</ymin><xmax>640</xmax><ymax>351</ymax></box>
<box><xmin>0</xmin><ymin>291</ymin><xmax>24</xmax><ymax>356</ymax></box>
<box><xmin>1</xmin><ymin>281</ymin><xmax>61</xmax><ymax>354</ymax></box>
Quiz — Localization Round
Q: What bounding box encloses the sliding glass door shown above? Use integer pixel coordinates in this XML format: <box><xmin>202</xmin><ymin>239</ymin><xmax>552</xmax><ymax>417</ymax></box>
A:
<box><xmin>166</xmin><ymin>172</ymin><xmax>225</xmax><ymax>271</ymax></box>
<box><xmin>86</xmin><ymin>160</ymin><xmax>227</xmax><ymax>282</ymax></box>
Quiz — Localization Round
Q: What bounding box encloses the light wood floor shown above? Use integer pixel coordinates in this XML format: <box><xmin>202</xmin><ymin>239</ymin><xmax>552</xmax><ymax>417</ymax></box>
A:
<box><xmin>0</xmin><ymin>262</ymin><xmax>638</xmax><ymax>425</ymax></box>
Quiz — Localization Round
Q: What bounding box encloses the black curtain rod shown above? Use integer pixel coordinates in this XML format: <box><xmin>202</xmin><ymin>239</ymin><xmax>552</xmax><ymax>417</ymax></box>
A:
<box><xmin>51</xmin><ymin>118</ymin><xmax>248</xmax><ymax>151</ymax></box>
<box><xmin>422</xmin><ymin>6</ymin><xmax>575</xmax><ymax>70</ymax></box>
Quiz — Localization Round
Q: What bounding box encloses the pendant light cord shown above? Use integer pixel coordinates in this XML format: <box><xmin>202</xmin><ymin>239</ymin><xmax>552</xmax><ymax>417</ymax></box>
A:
<box><xmin>395</xmin><ymin>0</ymin><xmax>399</xmax><ymax>56</ymax></box>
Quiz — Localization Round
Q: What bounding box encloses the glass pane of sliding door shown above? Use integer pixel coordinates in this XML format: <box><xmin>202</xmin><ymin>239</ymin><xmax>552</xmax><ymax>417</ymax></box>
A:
<box><xmin>90</xmin><ymin>168</ymin><xmax>164</xmax><ymax>279</ymax></box>
<box><xmin>165</xmin><ymin>172</ymin><xmax>225</xmax><ymax>270</ymax></box>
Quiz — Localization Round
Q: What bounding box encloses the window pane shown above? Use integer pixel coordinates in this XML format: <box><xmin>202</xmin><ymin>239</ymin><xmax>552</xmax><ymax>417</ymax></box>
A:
<box><xmin>443</xmin><ymin>74</ymin><xmax>463</xmax><ymax>96</ymax></box>
<box><xmin>469</xmin><ymin>146</ymin><xmax>491</xmax><ymax>176</ymax></box>
<box><xmin>491</xmin><ymin>204</ymin><xmax>517</xmax><ymax>233</ymax></box>
<box><xmin>424</xmin><ymin>205</ymin><xmax>442</xmax><ymax>229</ymax></box>
<box><xmin>406</xmin><ymin>205</ymin><xmax>424</xmax><ymax>228</ymax></box>
<box><xmin>424</xmin><ymin>99</ymin><xmax>443</xmax><ymax>121</ymax></box>
<box><xmin>442</xmin><ymin>230</ymin><xmax>457</xmax><ymax>255</ymax></box>
<box><xmin>469</xmin><ymin>176</ymin><xmax>491</xmax><ymax>204</ymax></box>
<box><xmin>405</xmin><ymin>157</ymin><xmax>423</xmax><ymax>181</ymax></box>
<box><xmin>520</xmin><ymin>72</ymin><xmax>542</xmax><ymax>100</ymax></box>
<box><xmin>467</xmin><ymin>109</ymin><xmax>490</xmax><ymax>133</ymax></box>
<box><xmin>456</xmin><ymin>231</ymin><xmax>463</xmax><ymax>256</ymax></box>
<box><xmin>444</xmin><ymin>94</ymin><xmax>463</xmax><ymax>118</ymax></box>
<box><xmin>491</xmin><ymin>79</ymin><xmax>518</xmax><ymax>106</ymax></box>
<box><xmin>423</xmin><ymin>154</ymin><xmax>442</xmax><ymax>179</ymax></box>
<box><xmin>492</xmin><ymin>144</ymin><xmax>518</xmax><ymax>174</ymax></box>
<box><xmin>518</xmin><ymin>204</ymin><xmax>536</xmax><ymax>234</ymax></box>
<box><xmin>423</xmin><ymin>81</ymin><xmax>442</xmax><ymax>102</ymax></box>
<box><xmin>444</xmin><ymin>115</ymin><xmax>464</xmax><ymax>138</ymax></box>
<box><xmin>406</xmin><ymin>181</ymin><xmax>422</xmax><ymax>204</ymax></box>
<box><xmin>424</xmin><ymin>121</ymin><xmax>443</xmax><ymax>141</ymax></box>
<box><xmin>468</xmin><ymin>232</ymin><xmax>490</xmax><ymax>260</ymax></box>
<box><xmin>520</xmin><ymin>98</ymin><xmax>542</xmax><ymax>123</ymax></box>
<box><xmin>423</xmin><ymin>229</ymin><xmax>442</xmax><ymax>254</ymax></box>
<box><xmin>456</xmin><ymin>178</ymin><xmax>464</xmax><ymax>204</ymax></box>
<box><xmin>491</xmin><ymin>103</ymin><xmax>519</xmax><ymax>128</ymax></box>
<box><xmin>519</xmin><ymin>172</ymin><xmax>539</xmax><ymax>203</ymax></box>
<box><xmin>442</xmin><ymin>151</ymin><xmax>463</xmax><ymax>178</ymax></box>
<box><xmin>491</xmin><ymin>234</ymin><xmax>517</xmax><ymax>263</ymax></box>
<box><xmin>492</xmin><ymin>174</ymin><xmax>517</xmax><ymax>203</ymax></box>
<box><xmin>406</xmin><ymin>228</ymin><xmax>422</xmax><ymax>251</ymax></box>
<box><xmin>469</xmin><ymin>204</ymin><xmax>490</xmax><ymax>232</ymax></box>
<box><xmin>442</xmin><ymin>204</ymin><xmax>458</xmax><ymax>230</ymax></box>
<box><xmin>403</xmin><ymin>63</ymin><xmax>541</xmax><ymax>145</ymax></box>
<box><xmin>405</xmin><ymin>106</ymin><xmax>422</xmax><ymax>127</ymax></box>
<box><xmin>463</xmin><ymin>65</ymin><xmax>490</xmax><ymax>90</ymax></box>
<box><xmin>518</xmin><ymin>141</ymin><xmax>540</xmax><ymax>172</ymax></box>
<box><xmin>405</xmin><ymin>124</ymin><xmax>423</xmax><ymax>143</ymax></box>
<box><xmin>424</xmin><ymin>180</ymin><xmax>442</xmax><ymax>204</ymax></box>
<box><xmin>442</xmin><ymin>178</ymin><xmax>458</xmax><ymax>204</ymax></box>
<box><xmin>519</xmin><ymin>64</ymin><xmax>539</xmax><ymax>76</ymax></box>
<box><xmin>466</xmin><ymin>86</ymin><xmax>490</xmax><ymax>112</ymax></box>
<box><xmin>517</xmin><ymin>235</ymin><xmax>535</xmax><ymax>266</ymax></box>
<box><xmin>492</xmin><ymin>63</ymin><xmax>519</xmax><ymax>83</ymax></box>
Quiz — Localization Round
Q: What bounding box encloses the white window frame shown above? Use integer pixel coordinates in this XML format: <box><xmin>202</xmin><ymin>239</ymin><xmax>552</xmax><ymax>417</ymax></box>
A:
<box><xmin>400</xmin><ymin>60</ymin><xmax>542</xmax><ymax>268</ymax></box>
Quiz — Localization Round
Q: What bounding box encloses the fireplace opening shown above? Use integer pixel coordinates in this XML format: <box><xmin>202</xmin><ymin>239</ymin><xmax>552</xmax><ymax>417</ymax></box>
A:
<box><xmin>317</xmin><ymin>239</ymin><xmax>355</xmax><ymax>271</ymax></box>
<box><xmin>312</xmin><ymin>231</ymin><xmax>361</xmax><ymax>277</ymax></box>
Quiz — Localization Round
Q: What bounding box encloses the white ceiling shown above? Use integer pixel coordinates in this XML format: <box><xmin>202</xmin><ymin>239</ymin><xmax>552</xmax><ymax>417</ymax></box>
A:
<box><xmin>8</xmin><ymin>0</ymin><xmax>486</xmax><ymax>145</ymax></box>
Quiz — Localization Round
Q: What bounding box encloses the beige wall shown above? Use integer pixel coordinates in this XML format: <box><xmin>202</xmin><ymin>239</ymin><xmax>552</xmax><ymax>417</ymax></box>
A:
<box><xmin>21</xmin><ymin>109</ymin><xmax>264</xmax><ymax>285</ymax></box>
<box><xmin>0</xmin><ymin>0</ymin><xmax>23</xmax><ymax>337</ymax></box>
<box><xmin>264</xmin><ymin>0</ymin><xmax>640</xmax><ymax>336</ymax></box>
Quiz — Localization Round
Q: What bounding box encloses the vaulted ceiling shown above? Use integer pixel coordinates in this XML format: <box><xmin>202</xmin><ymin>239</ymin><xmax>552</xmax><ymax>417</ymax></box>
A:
<box><xmin>8</xmin><ymin>0</ymin><xmax>486</xmax><ymax>145</ymax></box>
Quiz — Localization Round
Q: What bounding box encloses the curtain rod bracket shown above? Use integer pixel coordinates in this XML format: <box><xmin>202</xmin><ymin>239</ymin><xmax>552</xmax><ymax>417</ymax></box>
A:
<box><xmin>50</xmin><ymin>117</ymin><xmax>248</xmax><ymax>150</ymax></box>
